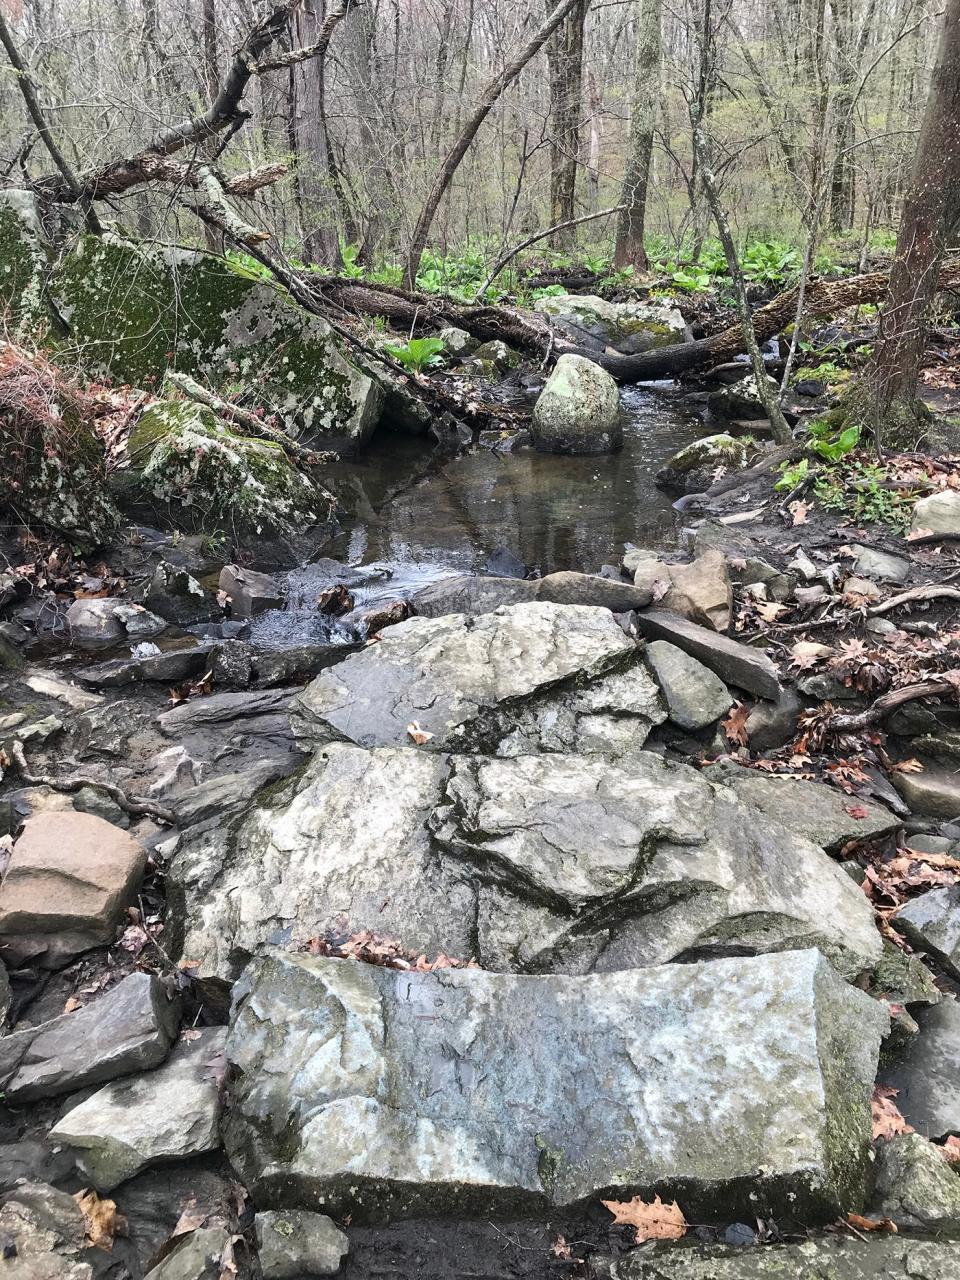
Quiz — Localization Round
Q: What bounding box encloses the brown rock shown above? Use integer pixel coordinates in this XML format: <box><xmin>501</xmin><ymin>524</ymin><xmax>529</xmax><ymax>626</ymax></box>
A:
<box><xmin>633</xmin><ymin>549</ymin><xmax>732</xmax><ymax>632</ymax></box>
<box><xmin>0</xmin><ymin>812</ymin><xmax>146</xmax><ymax>968</ymax></box>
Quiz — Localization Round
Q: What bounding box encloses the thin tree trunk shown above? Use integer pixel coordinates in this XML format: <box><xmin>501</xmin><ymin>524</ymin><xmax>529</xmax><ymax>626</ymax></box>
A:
<box><xmin>613</xmin><ymin>0</ymin><xmax>661</xmax><ymax>269</ymax></box>
<box><xmin>546</xmin><ymin>0</ymin><xmax>587</xmax><ymax>244</ymax></box>
<box><xmin>404</xmin><ymin>0</ymin><xmax>587</xmax><ymax>288</ymax></box>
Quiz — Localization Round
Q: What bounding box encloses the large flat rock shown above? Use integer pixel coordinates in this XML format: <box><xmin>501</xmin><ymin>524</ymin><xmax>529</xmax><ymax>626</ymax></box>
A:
<box><xmin>172</xmin><ymin>747</ymin><xmax>882</xmax><ymax>987</ymax></box>
<box><xmin>292</xmin><ymin>602</ymin><xmax>660</xmax><ymax>754</ymax></box>
<box><xmin>633</xmin><ymin>609</ymin><xmax>782</xmax><ymax>699</ymax></box>
<box><xmin>614</xmin><ymin>1238</ymin><xmax>960</xmax><ymax>1279</ymax></box>
<box><xmin>223</xmin><ymin>949</ymin><xmax>886</xmax><ymax>1222</ymax></box>
<box><xmin>880</xmin><ymin>999</ymin><xmax>960</xmax><ymax>1139</ymax></box>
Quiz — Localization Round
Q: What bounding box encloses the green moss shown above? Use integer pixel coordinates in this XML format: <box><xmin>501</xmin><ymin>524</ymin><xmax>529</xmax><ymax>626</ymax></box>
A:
<box><xmin>0</xmin><ymin>192</ymin><xmax>52</xmax><ymax>333</ymax></box>
<box><xmin>129</xmin><ymin>398</ymin><xmax>328</xmax><ymax>536</ymax></box>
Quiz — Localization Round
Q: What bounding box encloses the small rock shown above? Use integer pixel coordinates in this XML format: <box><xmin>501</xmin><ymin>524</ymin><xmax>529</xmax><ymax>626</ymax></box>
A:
<box><xmin>844</xmin><ymin>575</ymin><xmax>883</xmax><ymax>600</ymax></box>
<box><xmin>871</xmin><ymin>1132</ymin><xmax>960</xmax><ymax>1231</ymax></box>
<box><xmin>411</xmin><ymin>575</ymin><xmax>538</xmax><ymax>617</ymax></box>
<box><xmin>471</xmin><ymin>339</ymin><xmax>521</xmax><ymax>371</ymax></box>
<box><xmin>892</xmin><ymin>765</ymin><xmax>960</xmax><ymax>818</ymax></box>
<box><xmin>22</xmin><ymin>671</ymin><xmax>102</xmax><ymax>711</ymax></box>
<box><xmin>0</xmin><ymin>1182</ymin><xmax>86</xmax><ymax>1267</ymax></box>
<box><xmin>143</xmin><ymin>1226</ymin><xmax>231</xmax><ymax>1280</ymax></box>
<box><xmin>907</xmin><ymin>834</ymin><xmax>955</xmax><ymax>855</ymax></box>
<box><xmin>0</xmin><ymin>812</ymin><xmax>146</xmax><ymax>967</ymax></box>
<box><xmin>912</xmin><ymin>490</ymin><xmax>960</xmax><ymax>536</ymax></box>
<box><xmin>535</xmin><ymin>571</ymin><xmax>652</xmax><ymax>612</ymax></box>
<box><xmin>143</xmin><ymin>562</ymin><xmax>219</xmax><ymax>626</ymax></box>
<box><xmin>852</xmin><ymin>545</ymin><xmax>910</xmax><ymax>584</ymax></box>
<box><xmin>210</xmin><ymin>639</ymin><xmax>252</xmax><ymax>687</ymax></box>
<box><xmin>633</xmin><ymin>609</ymin><xmax>782</xmax><ymax>699</ymax></box>
<box><xmin>16</xmin><ymin>716</ymin><xmax>63</xmax><ymax>745</ymax></box>
<box><xmin>436</xmin><ymin>325</ymin><xmax>475</xmax><ymax>357</ymax></box>
<box><xmin>0</xmin><ymin>971</ymin><xmax>180</xmax><ymax>1102</ymax></box>
<box><xmin>256</xmin><ymin>1210</ymin><xmax>348</xmax><ymax>1278</ymax></box>
<box><xmin>893</xmin><ymin>886</ymin><xmax>960</xmax><ymax>979</ymax></box>
<box><xmin>66</xmin><ymin>598</ymin><xmax>166</xmax><ymax>644</ymax></box>
<box><xmin>50</xmin><ymin>1027</ymin><xmax>226</xmax><ymax>1190</ymax></box>
<box><xmin>71</xmin><ymin>785</ymin><xmax>129</xmax><ymax>828</ymax></box>
<box><xmin>645</xmin><ymin>640</ymin><xmax>732</xmax><ymax>730</ymax></box>
<box><xmin>633</xmin><ymin>550</ymin><xmax>732</xmax><ymax>632</ymax></box>
<box><xmin>881</xmin><ymin>999</ymin><xmax>960</xmax><ymax>1138</ymax></box>
<box><xmin>78</xmin><ymin>645</ymin><xmax>214</xmax><ymax>688</ymax></box>
<box><xmin>872</xmin><ymin>940</ymin><xmax>942</xmax><ymax>1007</ymax></box>
<box><xmin>531</xmin><ymin>354</ymin><xmax>623</xmax><ymax>454</ymax></box>
<box><xmin>218</xmin><ymin>565</ymin><xmax>283</xmax><ymax>619</ymax></box>
<box><xmin>744</xmin><ymin>688</ymin><xmax>803</xmax><ymax>751</ymax></box>
<box><xmin>722</xmin><ymin>1222</ymin><xmax>757</xmax><ymax>1246</ymax></box>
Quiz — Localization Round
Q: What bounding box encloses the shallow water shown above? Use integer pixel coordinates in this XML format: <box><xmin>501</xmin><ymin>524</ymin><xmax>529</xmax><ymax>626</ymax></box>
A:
<box><xmin>324</xmin><ymin>385</ymin><xmax>703</xmax><ymax>576</ymax></box>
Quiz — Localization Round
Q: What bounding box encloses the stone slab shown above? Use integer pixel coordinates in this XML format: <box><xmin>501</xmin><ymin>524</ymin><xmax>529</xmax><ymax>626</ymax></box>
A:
<box><xmin>633</xmin><ymin>610</ymin><xmax>782</xmax><ymax>699</ymax></box>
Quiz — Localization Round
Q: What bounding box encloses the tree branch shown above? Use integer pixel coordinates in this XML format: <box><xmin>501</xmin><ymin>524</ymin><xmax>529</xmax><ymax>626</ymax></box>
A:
<box><xmin>479</xmin><ymin>204</ymin><xmax>628</xmax><ymax>295</ymax></box>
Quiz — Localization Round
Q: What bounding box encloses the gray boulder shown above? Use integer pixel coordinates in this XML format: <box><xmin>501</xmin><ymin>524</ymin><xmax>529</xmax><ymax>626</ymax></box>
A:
<box><xmin>143</xmin><ymin>1227</ymin><xmax>231</xmax><ymax>1280</ymax></box>
<box><xmin>0</xmin><ymin>1182</ymin><xmax>91</xmax><ymax>1279</ymax></box>
<box><xmin>256</xmin><ymin>1211</ymin><xmax>348</xmax><ymax>1278</ymax></box>
<box><xmin>531</xmin><ymin>354</ymin><xmax>623</xmax><ymax>454</ymax></box>
<box><xmin>224</xmin><ymin>948</ymin><xmax>885</xmax><ymax>1222</ymax></box>
<box><xmin>645</xmin><ymin>640</ymin><xmax>732</xmax><ymax>730</ymax></box>
<box><xmin>411</xmin><ymin>576</ymin><xmax>538</xmax><ymax>617</ymax></box>
<box><xmin>173</xmin><ymin>746</ymin><xmax>881</xmax><ymax>988</ymax></box>
<box><xmin>292</xmin><ymin>603</ymin><xmax>654</xmax><ymax>755</ymax></box>
<box><xmin>612</xmin><ymin>1238</ymin><xmax>960</xmax><ymax>1279</ymax></box>
<box><xmin>870</xmin><ymin>1132</ymin><xmax>960</xmax><ymax>1231</ymax></box>
<box><xmin>218</xmin><ymin>564</ymin><xmax>283</xmax><ymax>618</ymax></box>
<box><xmin>881</xmin><ymin>999</ymin><xmax>960</xmax><ymax>1138</ymax></box>
<box><xmin>0</xmin><ymin>971</ymin><xmax>180</xmax><ymax>1102</ymax></box>
<box><xmin>66</xmin><ymin>598</ymin><xmax>167</xmax><ymax>644</ymax></box>
<box><xmin>143</xmin><ymin>562</ymin><xmax>219</xmax><ymax>626</ymax></box>
<box><xmin>893</xmin><ymin>886</ymin><xmax>960</xmax><ymax>979</ymax></box>
<box><xmin>49</xmin><ymin>1027</ymin><xmax>226</xmax><ymax>1190</ymax></box>
<box><xmin>912</xmin><ymin>490</ymin><xmax>960</xmax><ymax>536</ymax></box>
<box><xmin>852</xmin><ymin>545</ymin><xmax>909</xmax><ymax>584</ymax></box>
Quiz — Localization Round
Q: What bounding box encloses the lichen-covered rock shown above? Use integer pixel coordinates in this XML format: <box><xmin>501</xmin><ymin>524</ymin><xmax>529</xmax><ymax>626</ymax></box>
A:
<box><xmin>870</xmin><ymin>1133</ymin><xmax>960</xmax><ymax>1231</ymax></box>
<box><xmin>256</xmin><ymin>1211</ymin><xmax>348</xmax><ymax>1278</ymax></box>
<box><xmin>53</xmin><ymin>234</ymin><xmax>382</xmax><ymax>447</ymax></box>
<box><xmin>656</xmin><ymin>433</ymin><xmax>754</xmax><ymax>495</ymax></box>
<box><xmin>0</xmin><ymin>191</ymin><xmax>51</xmax><ymax>331</ymax></box>
<box><xmin>532</xmin><ymin>355</ymin><xmax>623</xmax><ymax>454</ymax></box>
<box><xmin>533</xmin><ymin>294</ymin><xmax>687</xmax><ymax>354</ymax></box>
<box><xmin>127</xmin><ymin>399</ymin><xmax>330</xmax><ymax>536</ymax></box>
<box><xmin>171</xmin><ymin>745</ymin><xmax>881</xmax><ymax>987</ymax></box>
<box><xmin>223</xmin><ymin>948</ymin><xmax>886</xmax><ymax>1222</ymax></box>
<box><xmin>614</xmin><ymin>1238</ymin><xmax>960</xmax><ymax>1279</ymax></box>
<box><xmin>892</xmin><ymin>885</ymin><xmax>960</xmax><ymax>979</ymax></box>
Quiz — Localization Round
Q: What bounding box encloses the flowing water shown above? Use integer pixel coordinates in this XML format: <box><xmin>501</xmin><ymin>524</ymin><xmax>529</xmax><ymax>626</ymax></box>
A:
<box><xmin>248</xmin><ymin>386</ymin><xmax>706</xmax><ymax>649</ymax></box>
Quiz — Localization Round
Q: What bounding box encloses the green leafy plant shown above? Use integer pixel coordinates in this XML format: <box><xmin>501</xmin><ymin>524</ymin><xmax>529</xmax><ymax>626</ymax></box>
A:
<box><xmin>808</xmin><ymin>417</ymin><xmax>860</xmax><ymax>463</ymax></box>
<box><xmin>813</xmin><ymin>461</ymin><xmax>913</xmax><ymax>532</ymax></box>
<box><xmin>383</xmin><ymin>336</ymin><xmax>446</xmax><ymax>373</ymax></box>
<box><xmin>775</xmin><ymin>457</ymin><xmax>810</xmax><ymax>492</ymax></box>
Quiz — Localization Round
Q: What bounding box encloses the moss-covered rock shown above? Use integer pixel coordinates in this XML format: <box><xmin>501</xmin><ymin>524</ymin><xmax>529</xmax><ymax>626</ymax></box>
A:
<box><xmin>0</xmin><ymin>191</ymin><xmax>53</xmax><ymax>334</ymax></box>
<box><xmin>51</xmin><ymin>235</ymin><xmax>382</xmax><ymax>448</ymax></box>
<box><xmin>127</xmin><ymin>398</ymin><xmax>330</xmax><ymax>536</ymax></box>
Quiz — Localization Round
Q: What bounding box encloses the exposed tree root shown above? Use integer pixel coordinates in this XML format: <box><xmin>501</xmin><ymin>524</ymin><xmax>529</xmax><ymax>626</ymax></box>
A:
<box><xmin>6</xmin><ymin>740</ymin><xmax>175</xmax><ymax>824</ymax></box>
<box><xmin>821</xmin><ymin>675</ymin><xmax>960</xmax><ymax>735</ymax></box>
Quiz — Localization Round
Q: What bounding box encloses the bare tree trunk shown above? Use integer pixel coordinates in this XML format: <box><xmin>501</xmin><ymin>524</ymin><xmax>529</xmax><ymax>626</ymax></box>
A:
<box><xmin>829</xmin><ymin>0</ymin><xmax>856</xmax><ymax>230</ymax></box>
<box><xmin>201</xmin><ymin>0</ymin><xmax>221</xmax><ymax>252</ymax></box>
<box><xmin>404</xmin><ymin>0</ymin><xmax>587</xmax><ymax>288</ymax></box>
<box><xmin>613</xmin><ymin>0</ymin><xmax>661</xmax><ymax>269</ymax></box>
<box><xmin>546</xmin><ymin>0</ymin><xmax>587</xmax><ymax>244</ymax></box>
<box><xmin>850</xmin><ymin>0</ymin><xmax>960</xmax><ymax>447</ymax></box>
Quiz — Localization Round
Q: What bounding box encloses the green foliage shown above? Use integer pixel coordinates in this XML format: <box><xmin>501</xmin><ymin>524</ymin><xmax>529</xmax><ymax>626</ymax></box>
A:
<box><xmin>383</xmin><ymin>336</ymin><xmax>446</xmax><ymax>372</ymax></box>
<box><xmin>649</xmin><ymin>237</ymin><xmax>802</xmax><ymax>295</ymax></box>
<box><xmin>739</xmin><ymin>241</ymin><xmax>802</xmax><ymax>284</ymax></box>
<box><xmin>799</xmin><ymin>360</ymin><xmax>844</xmax><ymax>384</ymax></box>
<box><xmin>813</xmin><ymin>461</ymin><xmax>913</xmax><ymax>532</ymax></box>
<box><xmin>775</xmin><ymin>457</ymin><xmax>810</xmax><ymax>492</ymax></box>
<box><xmin>807</xmin><ymin>417</ymin><xmax>860</xmax><ymax>463</ymax></box>
<box><xmin>339</xmin><ymin>242</ymin><xmax>366</xmax><ymax>279</ymax></box>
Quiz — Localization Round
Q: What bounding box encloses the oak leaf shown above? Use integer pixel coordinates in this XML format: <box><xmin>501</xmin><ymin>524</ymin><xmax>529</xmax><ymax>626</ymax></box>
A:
<box><xmin>722</xmin><ymin>701</ymin><xmax>750</xmax><ymax>747</ymax></box>
<box><xmin>872</xmin><ymin>1084</ymin><xmax>914</xmax><ymax>1141</ymax></box>
<box><xmin>601</xmin><ymin>1194</ymin><xmax>687</xmax><ymax>1242</ymax></box>
<box><xmin>846</xmin><ymin>1213</ymin><xmax>897</xmax><ymax>1233</ymax></box>
<box><xmin>407</xmin><ymin>721</ymin><xmax>434</xmax><ymax>745</ymax></box>
<box><xmin>74</xmin><ymin>1189</ymin><xmax>125</xmax><ymax>1250</ymax></box>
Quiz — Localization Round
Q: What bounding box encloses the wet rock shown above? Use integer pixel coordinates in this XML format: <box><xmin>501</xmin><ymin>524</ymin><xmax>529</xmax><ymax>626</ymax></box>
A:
<box><xmin>656</xmin><ymin>433</ymin><xmax>753</xmax><ymax>494</ymax></box>
<box><xmin>870</xmin><ymin>1132</ymin><xmax>960</xmax><ymax>1231</ymax></box>
<box><xmin>251</xmin><ymin>645</ymin><xmax>343</xmax><ymax>687</ymax></box>
<box><xmin>0</xmin><ymin>1141</ymin><xmax>75</xmax><ymax>1194</ymax></box>
<box><xmin>224</xmin><ymin>948</ymin><xmax>885</xmax><ymax>1222</ymax></box>
<box><xmin>22</xmin><ymin>670</ymin><xmax>102</xmax><ymax>711</ymax></box>
<box><xmin>256</xmin><ymin>1211</ymin><xmax>348</xmax><ymax>1278</ymax></box>
<box><xmin>706</xmin><ymin>768</ymin><xmax>898</xmax><ymax>852</ymax></box>
<box><xmin>171</xmin><ymin>756</ymin><xmax>301</xmax><ymax>827</ymax></box>
<box><xmin>158</xmin><ymin>688</ymin><xmax>295</xmax><ymax>734</ymax></box>
<box><xmin>143</xmin><ymin>1226</ymin><xmax>231</xmax><ymax>1280</ymax></box>
<box><xmin>411</xmin><ymin>576</ymin><xmax>539</xmax><ymax>617</ymax></box>
<box><xmin>632</xmin><ymin>550</ymin><xmax>732</xmax><ymax>632</ymax></box>
<box><xmin>144</xmin><ymin>562</ymin><xmax>219</xmax><ymax>626</ymax></box>
<box><xmin>872</xmin><ymin>940</ymin><xmax>942</xmax><ymax>1007</ymax></box>
<box><xmin>210</xmin><ymin>638</ymin><xmax>252</xmax><ymax>687</ymax></box>
<box><xmin>912</xmin><ymin>489</ymin><xmax>960</xmax><ymax>536</ymax></box>
<box><xmin>175</xmin><ymin>746</ymin><xmax>881</xmax><ymax>987</ymax></box>
<box><xmin>881</xmin><ymin>999</ymin><xmax>960</xmax><ymax>1138</ymax></box>
<box><xmin>531</xmin><ymin>354</ymin><xmax>623</xmax><ymax>454</ymax></box>
<box><xmin>0</xmin><ymin>811</ymin><xmax>146</xmax><ymax>967</ymax></box>
<box><xmin>893</xmin><ymin>886</ymin><xmax>960</xmax><ymax>979</ymax></box>
<box><xmin>644</xmin><ymin>640</ymin><xmax>732</xmax><ymax>730</ymax></box>
<box><xmin>292</xmin><ymin>603</ymin><xmax>640</xmax><ymax>753</ymax></box>
<box><xmin>532</xmin><ymin>294</ymin><xmax>687</xmax><ymax>352</ymax></box>
<box><xmin>892</xmin><ymin>764</ymin><xmax>960</xmax><ymax>818</ymax></box>
<box><xmin>50</xmin><ymin>1027</ymin><xmax>226</xmax><ymax>1190</ymax></box>
<box><xmin>851</xmin><ymin>545</ymin><xmax>910</xmax><ymax>584</ymax></box>
<box><xmin>111</xmin><ymin>1167</ymin><xmax>236</xmax><ymax>1279</ymax></box>
<box><xmin>613</xmin><ymin>1238</ymin><xmax>960</xmax><ymax>1279</ymax></box>
<box><xmin>71</xmin><ymin>785</ymin><xmax>129</xmax><ymax>827</ymax></box>
<box><xmin>744</xmin><ymin>688</ymin><xmax>803</xmax><ymax>751</ymax></box>
<box><xmin>78</xmin><ymin>644</ymin><xmax>214</xmax><ymax>688</ymax></box>
<box><xmin>633</xmin><ymin>610</ymin><xmax>782</xmax><ymax>699</ymax></box>
<box><xmin>708</xmin><ymin>373</ymin><xmax>781</xmax><ymax>422</ymax></box>
<box><xmin>0</xmin><ymin>971</ymin><xmax>180</xmax><ymax>1101</ymax></box>
<box><xmin>535</xmin><ymin>571</ymin><xmax>652</xmax><ymax>612</ymax></box>
<box><xmin>218</xmin><ymin>565</ymin><xmax>283</xmax><ymax>619</ymax></box>
<box><xmin>66</xmin><ymin>597</ymin><xmax>166</xmax><ymax>644</ymax></box>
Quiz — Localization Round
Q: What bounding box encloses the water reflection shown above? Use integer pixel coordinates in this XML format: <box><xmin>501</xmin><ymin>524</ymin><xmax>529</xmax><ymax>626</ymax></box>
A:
<box><xmin>324</xmin><ymin>387</ymin><xmax>703</xmax><ymax>577</ymax></box>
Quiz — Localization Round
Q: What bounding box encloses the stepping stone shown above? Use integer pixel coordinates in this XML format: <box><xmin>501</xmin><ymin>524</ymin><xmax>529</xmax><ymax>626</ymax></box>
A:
<box><xmin>0</xmin><ymin>972</ymin><xmax>180</xmax><ymax>1102</ymax></box>
<box><xmin>173</xmin><ymin>747</ymin><xmax>882</xmax><ymax>989</ymax></box>
<box><xmin>50</xmin><ymin>1027</ymin><xmax>226</xmax><ymax>1190</ymax></box>
<box><xmin>0</xmin><ymin>812</ymin><xmax>146</xmax><ymax>967</ymax></box>
<box><xmin>293</xmin><ymin>602</ymin><xmax>660</xmax><ymax>755</ymax></box>
<box><xmin>219</xmin><ymin>564</ymin><xmax>283</xmax><ymax>618</ymax></box>
<box><xmin>256</xmin><ymin>1211</ymin><xmax>348</xmax><ymax>1278</ymax></box>
<box><xmin>224</xmin><ymin>949</ymin><xmax>886</xmax><ymax>1223</ymax></box>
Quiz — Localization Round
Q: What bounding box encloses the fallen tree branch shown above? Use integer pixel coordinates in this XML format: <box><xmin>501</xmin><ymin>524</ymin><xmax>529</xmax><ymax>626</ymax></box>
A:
<box><xmin>6</xmin><ymin>740</ymin><xmax>175</xmax><ymax>823</ymax></box>
<box><xmin>479</xmin><ymin>205</ymin><xmax>629</xmax><ymax>295</ymax></box>
<box><xmin>821</xmin><ymin>676</ymin><xmax>960</xmax><ymax>735</ymax></box>
<box><xmin>137</xmin><ymin>155</ymin><xmax>288</xmax><ymax>197</ymax></box>
<box><xmin>870</xmin><ymin>584</ymin><xmax>960</xmax><ymax>614</ymax></box>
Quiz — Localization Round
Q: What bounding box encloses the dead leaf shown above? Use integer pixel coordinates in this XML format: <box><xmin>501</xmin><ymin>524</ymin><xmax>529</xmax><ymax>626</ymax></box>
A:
<box><xmin>551</xmin><ymin>1234</ymin><xmax>572</xmax><ymax>1259</ymax></box>
<box><xmin>846</xmin><ymin>1213</ymin><xmax>897</xmax><ymax>1233</ymax></box>
<box><xmin>74</xmin><ymin>1189</ymin><xmax>125</xmax><ymax>1250</ymax></box>
<box><xmin>790</xmin><ymin>499</ymin><xmax>810</xmax><ymax>525</ymax></box>
<box><xmin>872</xmin><ymin>1084</ymin><xmax>915</xmax><ymax>1141</ymax></box>
<box><xmin>940</xmin><ymin>1135</ymin><xmax>960</xmax><ymax>1163</ymax></box>
<box><xmin>407</xmin><ymin>721</ymin><xmax>434</xmax><ymax>745</ymax></box>
<box><xmin>790</xmin><ymin>640</ymin><xmax>833</xmax><ymax>669</ymax></box>
<box><xmin>601</xmin><ymin>1194</ymin><xmax>687</xmax><ymax>1243</ymax></box>
<box><xmin>892</xmin><ymin>759</ymin><xmax>925</xmax><ymax>774</ymax></box>
<box><xmin>172</xmin><ymin>1200</ymin><xmax>208</xmax><ymax>1237</ymax></box>
<box><xmin>722</xmin><ymin>701</ymin><xmax>750</xmax><ymax>747</ymax></box>
<box><xmin>754</xmin><ymin>599</ymin><xmax>787</xmax><ymax>623</ymax></box>
<box><xmin>63</xmin><ymin>996</ymin><xmax>83</xmax><ymax>1014</ymax></box>
<box><xmin>844</xmin><ymin>805</ymin><xmax>870</xmax><ymax>820</ymax></box>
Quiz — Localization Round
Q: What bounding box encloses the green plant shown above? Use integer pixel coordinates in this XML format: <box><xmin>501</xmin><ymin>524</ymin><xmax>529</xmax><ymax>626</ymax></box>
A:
<box><xmin>808</xmin><ymin>417</ymin><xmax>860</xmax><ymax>463</ymax></box>
<box><xmin>775</xmin><ymin>457</ymin><xmax>810</xmax><ymax>492</ymax></box>
<box><xmin>383</xmin><ymin>336</ymin><xmax>446</xmax><ymax>373</ymax></box>
<box><xmin>339</xmin><ymin>242</ymin><xmax>365</xmax><ymax>279</ymax></box>
<box><xmin>813</xmin><ymin>461</ymin><xmax>913</xmax><ymax>531</ymax></box>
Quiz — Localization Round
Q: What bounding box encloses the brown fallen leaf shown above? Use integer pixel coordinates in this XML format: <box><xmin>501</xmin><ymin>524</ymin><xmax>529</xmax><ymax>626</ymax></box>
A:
<box><xmin>754</xmin><ymin>599</ymin><xmax>787</xmax><ymax>623</ymax></box>
<box><xmin>844</xmin><ymin>805</ymin><xmax>870</xmax><ymax>820</ymax></box>
<box><xmin>601</xmin><ymin>1194</ymin><xmax>687</xmax><ymax>1243</ymax></box>
<box><xmin>790</xmin><ymin>640</ymin><xmax>834</xmax><ymax>669</ymax></box>
<box><xmin>892</xmin><ymin>758</ymin><xmax>925</xmax><ymax>774</ymax></box>
<box><xmin>846</xmin><ymin>1212</ymin><xmax>897</xmax><ymax>1233</ymax></box>
<box><xmin>551</xmin><ymin>1234</ymin><xmax>572</xmax><ymax>1259</ymax></box>
<box><xmin>872</xmin><ymin>1084</ymin><xmax>915</xmax><ymax>1141</ymax></box>
<box><xmin>790</xmin><ymin>499</ymin><xmax>810</xmax><ymax>525</ymax></box>
<box><xmin>722</xmin><ymin>701</ymin><xmax>750</xmax><ymax>747</ymax></box>
<box><xmin>74</xmin><ymin>1189</ymin><xmax>125</xmax><ymax>1250</ymax></box>
<box><xmin>941</xmin><ymin>1135</ymin><xmax>960</xmax><ymax>1163</ymax></box>
<box><xmin>406</xmin><ymin>721</ymin><xmax>434</xmax><ymax>745</ymax></box>
<box><xmin>63</xmin><ymin>996</ymin><xmax>83</xmax><ymax>1014</ymax></box>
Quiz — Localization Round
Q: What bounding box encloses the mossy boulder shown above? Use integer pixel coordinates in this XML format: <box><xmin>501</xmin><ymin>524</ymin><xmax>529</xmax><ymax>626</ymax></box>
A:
<box><xmin>533</xmin><ymin>293</ymin><xmax>687</xmax><ymax>354</ymax></box>
<box><xmin>127</xmin><ymin>398</ymin><xmax>329</xmax><ymax>536</ymax></box>
<box><xmin>656</xmin><ymin>432</ymin><xmax>756</xmax><ymax>495</ymax></box>
<box><xmin>0</xmin><ymin>191</ymin><xmax>53</xmax><ymax>334</ymax></box>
